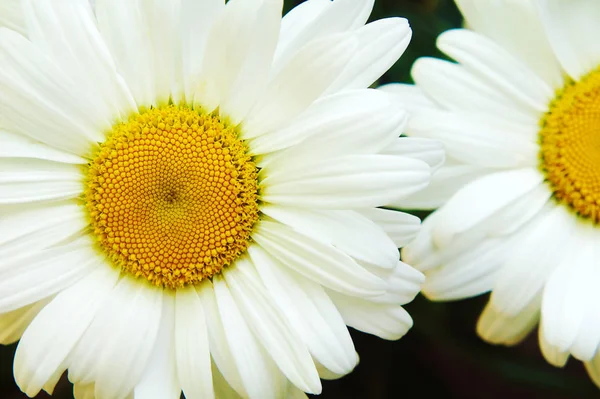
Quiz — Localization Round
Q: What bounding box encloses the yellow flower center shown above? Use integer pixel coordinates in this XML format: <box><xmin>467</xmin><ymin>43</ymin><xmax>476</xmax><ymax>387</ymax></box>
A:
<box><xmin>84</xmin><ymin>105</ymin><xmax>259</xmax><ymax>288</ymax></box>
<box><xmin>539</xmin><ymin>67</ymin><xmax>600</xmax><ymax>223</ymax></box>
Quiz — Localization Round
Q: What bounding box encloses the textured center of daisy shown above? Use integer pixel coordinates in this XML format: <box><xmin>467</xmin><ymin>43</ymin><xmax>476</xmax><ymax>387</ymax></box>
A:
<box><xmin>539</xmin><ymin>67</ymin><xmax>600</xmax><ymax>223</ymax></box>
<box><xmin>84</xmin><ymin>105</ymin><xmax>259</xmax><ymax>288</ymax></box>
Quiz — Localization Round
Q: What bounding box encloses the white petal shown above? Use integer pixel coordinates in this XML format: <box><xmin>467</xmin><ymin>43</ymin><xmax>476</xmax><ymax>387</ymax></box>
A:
<box><xmin>326</xmin><ymin>17</ymin><xmax>411</xmax><ymax>93</ymax></box>
<box><xmin>248</xmin><ymin>245</ymin><xmax>357</xmax><ymax>377</ymax></box>
<box><xmin>0</xmin><ymin>28</ymin><xmax>104</xmax><ymax>155</ymax></box>
<box><xmin>389</xmin><ymin>162</ymin><xmax>492</xmax><ymax>210</ymax></box>
<box><xmin>253</xmin><ymin>221</ymin><xmax>386</xmax><ymax>298</ymax></box>
<box><xmin>251</xmin><ymin>89</ymin><xmax>404</xmax><ymax>157</ymax></box>
<box><xmin>224</xmin><ymin>260</ymin><xmax>321</xmax><ymax>394</ymax></box>
<box><xmin>540</xmin><ymin>222</ymin><xmax>597</xmax><ymax>359</ymax></box>
<box><xmin>73</xmin><ymin>383</ymin><xmax>96</xmax><ymax>399</ymax></box>
<box><xmin>421</xmin><ymin>236</ymin><xmax>510</xmax><ymax>300</ymax></box>
<box><xmin>539</xmin><ymin>325</ymin><xmax>569</xmax><ymax>368</ymax></box>
<box><xmin>477</xmin><ymin>296</ymin><xmax>540</xmax><ymax>346</ymax></box>
<box><xmin>537</xmin><ymin>0</ymin><xmax>600</xmax><ymax>81</ymax></box>
<box><xmin>585</xmin><ymin>353</ymin><xmax>600</xmax><ymax>388</ymax></box>
<box><xmin>378</xmin><ymin>83</ymin><xmax>437</xmax><ymax>114</ymax></box>
<box><xmin>274</xmin><ymin>0</ymin><xmax>373</xmax><ymax>71</ymax></box>
<box><xmin>0</xmin><ymin>0</ymin><xmax>26</xmax><ymax>35</ymax></box>
<box><xmin>455</xmin><ymin>0</ymin><xmax>563</xmax><ymax>87</ymax></box>
<box><xmin>0</xmin><ymin>201</ymin><xmax>87</xmax><ymax>261</ymax></box>
<box><xmin>0</xmin><ymin>299</ymin><xmax>50</xmax><ymax>345</ymax></box>
<box><xmin>14</xmin><ymin>266</ymin><xmax>119</xmax><ymax>397</ymax></box>
<box><xmin>181</xmin><ymin>0</ymin><xmax>223</xmax><ymax>102</ymax></box>
<box><xmin>0</xmin><ymin>130</ymin><xmax>86</xmax><ymax>164</ymax></box>
<box><xmin>23</xmin><ymin>0</ymin><xmax>136</xmax><ymax>122</ymax></box>
<box><xmin>243</xmin><ymin>33</ymin><xmax>357</xmax><ymax>138</ymax></box>
<box><xmin>357</xmin><ymin>208</ymin><xmax>421</xmax><ymax>248</ymax></box>
<box><xmin>213</xmin><ymin>274</ymin><xmax>287</xmax><ymax>399</ymax></box>
<box><xmin>0</xmin><ymin>240</ymin><xmax>101</xmax><ymax>313</ymax></box>
<box><xmin>95</xmin><ymin>0</ymin><xmax>157</xmax><ymax>106</ymax></box>
<box><xmin>0</xmin><ymin>158</ymin><xmax>84</xmax><ymax>204</ymax></box>
<box><xmin>196</xmin><ymin>280</ymin><xmax>247</xmax><ymax>397</ymax></box>
<box><xmin>491</xmin><ymin>205</ymin><xmax>577</xmax><ymax>316</ymax></box>
<box><xmin>436</xmin><ymin>29</ymin><xmax>554</xmax><ymax>113</ymax></box>
<box><xmin>134</xmin><ymin>293</ymin><xmax>181</xmax><ymax>399</ymax></box>
<box><xmin>214</xmin><ymin>0</ymin><xmax>284</xmax><ymax>124</ymax></box>
<box><xmin>328</xmin><ymin>290</ymin><xmax>413</xmax><ymax>341</ymax></box>
<box><xmin>260</xmin><ymin>205</ymin><xmax>398</xmax><ymax>270</ymax></box>
<box><xmin>261</xmin><ymin>154</ymin><xmax>430</xmax><ymax>209</ymax></box>
<box><xmin>212</xmin><ymin>361</ymin><xmax>243</xmax><ymax>399</ymax></box>
<box><xmin>405</xmin><ymin>109</ymin><xmax>539</xmax><ymax>169</ymax></box>
<box><xmin>381</xmin><ymin>137</ymin><xmax>445</xmax><ymax>173</ymax></box>
<box><xmin>68</xmin><ymin>278</ymin><xmax>163</xmax><ymax>399</ymax></box>
<box><xmin>431</xmin><ymin>168</ymin><xmax>544</xmax><ymax>247</ymax></box>
<box><xmin>412</xmin><ymin>57</ymin><xmax>541</xmax><ymax>126</ymax></box>
<box><xmin>175</xmin><ymin>286</ymin><xmax>214</xmax><ymax>399</ymax></box>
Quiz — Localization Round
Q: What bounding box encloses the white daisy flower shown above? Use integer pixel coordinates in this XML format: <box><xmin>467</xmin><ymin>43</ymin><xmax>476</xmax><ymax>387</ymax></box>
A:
<box><xmin>383</xmin><ymin>0</ymin><xmax>600</xmax><ymax>388</ymax></box>
<box><xmin>0</xmin><ymin>0</ymin><xmax>440</xmax><ymax>398</ymax></box>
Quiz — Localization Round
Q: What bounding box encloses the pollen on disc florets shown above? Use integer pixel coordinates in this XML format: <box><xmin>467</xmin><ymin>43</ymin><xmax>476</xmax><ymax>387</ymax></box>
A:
<box><xmin>539</xmin><ymin>67</ymin><xmax>600</xmax><ymax>223</ymax></box>
<box><xmin>84</xmin><ymin>105</ymin><xmax>260</xmax><ymax>289</ymax></box>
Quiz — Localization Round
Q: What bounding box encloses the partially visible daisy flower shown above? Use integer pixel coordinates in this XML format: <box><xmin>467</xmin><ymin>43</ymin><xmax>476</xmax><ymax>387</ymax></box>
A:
<box><xmin>0</xmin><ymin>0</ymin><xmax>441</xmax><ymax>398</ymax></box>
<box><xmin>383</xmin><ymin>0</ymin><xmax>600</xmax><ymax>388</ymax></box>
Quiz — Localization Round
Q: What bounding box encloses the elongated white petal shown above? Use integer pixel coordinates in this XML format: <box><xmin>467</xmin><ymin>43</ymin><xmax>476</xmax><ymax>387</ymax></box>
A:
<box><xmin>251</xmin><ymin>89</ymin><xmax>404</xmax><ymax>157</ymax></box>
<box><xmin>216</xmin><ymin>0</ymin><xmax>284</xmax><ymax>123</ymax></box>
<box><xmin>175</xmin><ymin>287</ymin><xmax>214</xmax><ymax>399</ymax></box>
<box><xmin>0</xmin><ymin>130</ymin><xmax>86</xmax><ymax>164</ymax></box>
<box><xmin>14</xmin><ymin>266</ymin><xmax>119</xmax><ymax>397</ymax></box>
<box><xmin>225</xmin><ymin>260</ymin><xmax>321</xmax><ymax>394</ymax></box>
<box><xmin>412</xmin><ymin>57</ymin><xmax>540</xmax><ymax>126</ymax></box>
<box><xmin>0</xmin><ymin>299</ymin><xmax>50</xmax><ymax>345</ymax></box>
<box><xmin>540</xmin><ymin>223</ymin><xmax>597</xmax><ymax>359</ymax></box>
<box><xmin>274</xmin><ymin>0</ymin><xmax>373</xmax><ymax>70</ymax></box>
<box><xmin>328</xmin><ymin>290</ymin><xmax>413</xmax><ymax>340</ymax></box>
<box><xmin>477</xmin><ymin>296</ymin><xmax>540</xmax><ymax>346</ymax></box>
<box><xmin>261</xmin><ymin>155</ymin><xmax>430</xmax><ymax>209</ymax></box>
<box><xmin>253</xmin><ymin>221</ymin><xmax>386</xmax><ymax>298</ymax></box>
<box><xmin>68</xmin><ymin>277</ymin><xmax>163</xmax><ymax>399</ymax></box>
<box><xmin>436</xmin><ymin>29</ymin><xmax>554</xmax><ymax>113</ymax></box>
<box><xmin>358</xmin><ymin>208</ymin><xmax>420</xmax><ymax>249</ymax></box>
<box><xmin>196</xmin><ymin>280</ymin><xmax>247</xmax><ymax>398</ymax></box>
<box><xmin>0</xmin><ymin>159</ymin><xmax>84</xmax><ymax>204</ymax></box>
<box><xmin>0</xmin><ymin>0</ymin><xmax>26</xmax><ymax>34</ymax></box>
<box><xmin>213</xmin><ymin>275</ymin><xmax>286</xmax><ymax>399</ymax></box>
<box><xmin>406</xmin><ymin>109</ymin><xmax>538</xmax><ymax>169</ymax></box>
<box><xmin>243</xmin><ymin>33</ymin><xmax>357</xmax><ymax>138</ymax></box>
<box><xmin>0</xmin><ymin>201</ymin><xmax>87</xmax><ymax>261</ymax></box>
<box><xmin>248</xmin><ymin>245</ymin><xmax>357</xmax><ymax>377</ymax></box>
<box><xmin>491</xmin><ymin>205</ymin><xmax>577</xmax><ymax>316</ymax></box>
<box><xmin>134</xmin><ymin>294</ymin><xmax>180</xmax><ymax>399</ymax></box>
<box><xmin>0</xmin><ymin>28</ymin><xmax>103</xmax><ymax>155</ymax></box>
<box><xmin>455</xmin><ymin>0</ymin><xmax>562</xmax><ymax>87</ymax></box>
<box><xmin>389</xmin><ymin>162</ymin><xmax>492</xmax><ymax>210</ymax></box>
<box><xmin>181</xmin><ymin>0</ymin><xmax>223</xmax><ymax>101</ymax></box>
<box><xmin>260</xmin><ymin>205</ymin><xmax>398</xmax><ymax>270</ymax></box>
<box><xmin>23</xmin><ymin>0</ymin><xmax>136</xmax><ymax>122</ymax></box>
<box><xmin>0</xmin><ymin>240</ymin><xmax>101</xmax><ymax>313</ymax></box>
<box><xmin>327</xmin><ymin>17</ymin><xmax>411</xmax><ymax>93</ymax></box>
<box><xmin>381</xmin><ymin>137</ymin><xmax>445</xmax><ymax>173</ymax></box>
<box><xmin>537</xmin><ymin>0</ymin><xmax>600</xmax><ymax>81</ymax></box>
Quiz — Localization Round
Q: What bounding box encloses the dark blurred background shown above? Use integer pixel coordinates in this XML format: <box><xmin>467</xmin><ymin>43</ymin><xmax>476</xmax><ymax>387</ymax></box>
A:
<box><xmin>1</xmin><ymin>0</ymin><xmax>598</xmax><ymax>398</ymax></box>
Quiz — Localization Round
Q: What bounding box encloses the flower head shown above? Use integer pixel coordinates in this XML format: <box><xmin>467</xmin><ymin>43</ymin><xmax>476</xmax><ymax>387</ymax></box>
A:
<box><xmin>386</xmin><ymin>0</ymin><xmax>600</xmax><ymax>388</ymax></box>
<box><xmin>0</xmin><ymin>0</ymin><xmax>438</xmax><ymax>398</ymax></box>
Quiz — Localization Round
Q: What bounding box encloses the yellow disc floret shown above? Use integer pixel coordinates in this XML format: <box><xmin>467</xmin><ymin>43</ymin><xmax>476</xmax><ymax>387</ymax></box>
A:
<box><xmin>84</xmin><ymin>105</ymin><xmax>259</xmax><ymax>288</ymax></box>
<box><xmin>539</xmin><ymin>67</ymin><xmax>600</xmax><ymax>223</ymax></box>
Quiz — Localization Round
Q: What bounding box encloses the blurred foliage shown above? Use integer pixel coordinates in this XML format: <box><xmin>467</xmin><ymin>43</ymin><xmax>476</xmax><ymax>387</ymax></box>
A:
<box><xmin>1</xmin><ymin>1</ymin><xmax>598</xmax><ymax>398</ymax></box>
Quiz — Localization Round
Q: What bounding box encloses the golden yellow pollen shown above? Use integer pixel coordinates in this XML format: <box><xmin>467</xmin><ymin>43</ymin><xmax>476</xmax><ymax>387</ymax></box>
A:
<box><xmin>539</xmin><ymin>67</ymin><xmax>600</xmax><ymax>223</ymax></box>
<box><xmin>84</xmin><ymin>105</ymin><xmax>259</xmax><ymax>288</ymax></box>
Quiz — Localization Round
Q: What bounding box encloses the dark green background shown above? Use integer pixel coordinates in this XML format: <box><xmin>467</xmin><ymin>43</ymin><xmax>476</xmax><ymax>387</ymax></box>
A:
<box><xmin>1</xmin><ymin>0</ymin><xmax>597</xmax><ymax>398</ymax></box>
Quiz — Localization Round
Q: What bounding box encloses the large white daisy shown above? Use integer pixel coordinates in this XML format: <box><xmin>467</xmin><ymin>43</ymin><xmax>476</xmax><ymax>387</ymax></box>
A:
<box><xmin>383</xmin><ymin>0</ymin><xmax>600</xmax><ymax>388</ymax></box>
<box><xmin>0</xmin><ymin>0</ymin><xmax>443</xmax><ymax>398</ymax></box>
